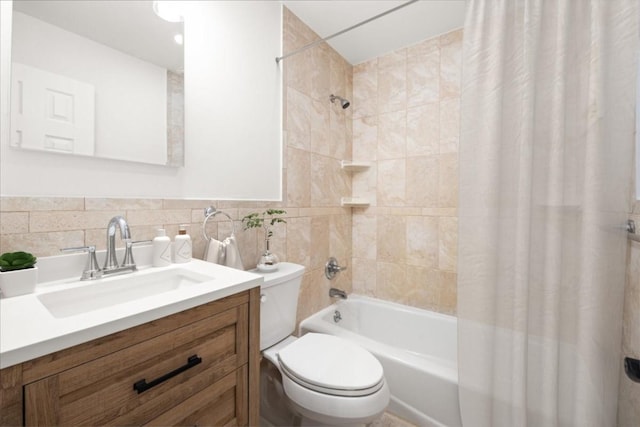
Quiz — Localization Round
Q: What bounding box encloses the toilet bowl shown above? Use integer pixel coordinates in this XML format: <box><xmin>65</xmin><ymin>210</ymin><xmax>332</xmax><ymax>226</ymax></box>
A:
<box><xmin>255</xmin><ymin>262</ymin><xmax>389</xmax><ymax>426</ymax></box>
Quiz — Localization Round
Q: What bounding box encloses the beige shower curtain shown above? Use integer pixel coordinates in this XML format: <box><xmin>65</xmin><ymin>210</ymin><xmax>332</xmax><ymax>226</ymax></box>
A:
<box><xmin>457</xmin><ymin>1</ymin><xmax>638</xmax><ymax>426</ymax></box>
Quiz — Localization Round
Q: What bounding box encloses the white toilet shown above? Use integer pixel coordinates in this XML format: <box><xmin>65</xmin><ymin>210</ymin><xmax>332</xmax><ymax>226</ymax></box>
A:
<box><xmin>256</xmin><ymin>262</ymin><xmax>389</xmax><ymax>426</ymax></box>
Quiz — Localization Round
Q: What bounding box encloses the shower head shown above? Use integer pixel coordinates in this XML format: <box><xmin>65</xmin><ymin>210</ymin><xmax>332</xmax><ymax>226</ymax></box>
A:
<box><xmin>330</xmin><ymin>94</ymin><xmax>350</xmax><ymax>109</ymax></box>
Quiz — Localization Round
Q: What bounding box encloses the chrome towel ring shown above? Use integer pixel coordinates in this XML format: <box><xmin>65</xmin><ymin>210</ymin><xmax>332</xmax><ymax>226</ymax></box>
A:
<box><xmin>202</xmin><ymin>206</ymin><xmax>236</xmax><ymax>241</ymax></box>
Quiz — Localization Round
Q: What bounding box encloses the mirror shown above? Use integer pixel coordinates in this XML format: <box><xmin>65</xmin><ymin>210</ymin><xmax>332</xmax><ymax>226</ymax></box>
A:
<box><xmin>10</xmin><ymin>0</ymin><xmax>184</xmax><ymax>166</ymax></box>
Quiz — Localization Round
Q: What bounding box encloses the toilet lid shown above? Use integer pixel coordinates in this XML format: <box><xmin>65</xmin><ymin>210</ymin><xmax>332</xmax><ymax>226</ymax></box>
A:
<box><xmin>277</xmin><ymin>333</ymin><xmax>384</xmax><ymax>397</ymax></box>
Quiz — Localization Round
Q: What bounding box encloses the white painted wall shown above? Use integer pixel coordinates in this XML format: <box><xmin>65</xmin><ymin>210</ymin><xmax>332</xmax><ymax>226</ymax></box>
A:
<box><xmin>0</xmin><ymin>1</ymin><xmax>282</xmax><ymax>200</ymax></box>
<box><xmin>12</xmin><ymin>11</ymin><xmax>167</xmax><ymax>165</ymax></box>
<box><xmin>181</xmin><ymin>1</ymin><xmax>282</xmax><ymax>200</ymax></box>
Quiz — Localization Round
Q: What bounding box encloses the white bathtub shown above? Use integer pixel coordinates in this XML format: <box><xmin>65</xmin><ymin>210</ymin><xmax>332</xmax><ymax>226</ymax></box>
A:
<box><xmin>299</xmin><ymin>295</ymin><xmax>461</xmax><ymax>427</ymax></box>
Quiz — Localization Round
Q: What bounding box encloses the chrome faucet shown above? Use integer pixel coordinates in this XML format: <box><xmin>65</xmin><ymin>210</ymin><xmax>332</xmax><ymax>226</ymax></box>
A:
<box><xmin>103</xmin><ymin>215</ymin><xmax>136</xmax><ymax>274</ymax></box>
<box><xmin>329</xmin><ymin>287</ymin><xmax>347</xmax><ymax>299</ymax></box>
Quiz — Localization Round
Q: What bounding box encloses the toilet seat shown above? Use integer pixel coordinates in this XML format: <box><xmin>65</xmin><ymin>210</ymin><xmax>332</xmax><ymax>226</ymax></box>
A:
<box><xmin>277</xmin><ymin>333</ymin><xmax>385</xmax><ymax>397</ymax></box>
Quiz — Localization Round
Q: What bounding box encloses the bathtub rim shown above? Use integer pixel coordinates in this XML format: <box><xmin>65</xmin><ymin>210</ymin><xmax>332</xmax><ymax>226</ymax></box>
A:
<box><xmin>299</xmin><ymin>294</ymin><xmax>459</xmax><ymax>384</ymax></box>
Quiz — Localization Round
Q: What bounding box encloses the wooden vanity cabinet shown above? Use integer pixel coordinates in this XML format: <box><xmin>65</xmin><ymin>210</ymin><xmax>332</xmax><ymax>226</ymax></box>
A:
<box><xmin>0</xmin><ymin>287</ymin><xmax>260</xmax><ymax>426</ymax></box>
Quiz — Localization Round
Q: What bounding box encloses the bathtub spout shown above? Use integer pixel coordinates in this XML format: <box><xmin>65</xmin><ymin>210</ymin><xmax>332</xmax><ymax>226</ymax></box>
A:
<box><xmin>329</xmin><ymin>287</ymin><xmax>347</xmax><ymax>299</ymax></box>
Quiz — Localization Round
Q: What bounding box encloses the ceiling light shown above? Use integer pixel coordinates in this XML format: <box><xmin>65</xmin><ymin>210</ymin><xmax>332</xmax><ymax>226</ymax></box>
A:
<box><xmin>174</xmin><ymin>34</ymin><xmax>184</xmax><ymax>45</ymax></box>
<box><xmin>153</xmin><ymin>1</ymin><xmax>184</xmax><ymax>23</ymax></box>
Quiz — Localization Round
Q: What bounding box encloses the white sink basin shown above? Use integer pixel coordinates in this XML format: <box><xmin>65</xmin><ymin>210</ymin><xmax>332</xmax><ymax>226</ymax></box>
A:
<box><xmin>37</xmin><ymin>269</ymin><xmax>214</xmax><ymax>318</ymax></box>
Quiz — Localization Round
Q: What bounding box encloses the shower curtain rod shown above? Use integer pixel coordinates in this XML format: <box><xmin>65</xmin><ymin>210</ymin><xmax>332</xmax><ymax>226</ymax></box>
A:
<box><xmin>275</xmin><ymin>0</ymin><xmax>420</xmax><ymax>63</ymax></box>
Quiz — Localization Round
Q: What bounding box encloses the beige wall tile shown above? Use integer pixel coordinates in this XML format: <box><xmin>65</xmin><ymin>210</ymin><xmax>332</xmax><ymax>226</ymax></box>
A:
<box><xmin>377</xmin><ymin>215</ymin><xmax>407</xmax><ymax>262</ymax></box>
<box><xmin>377</xmin><ymin>111</ymin><xmax>407</xmax><ymax>160</ymax></box>
<box><xmin>353</xmin><ymin>116</ymin><xmax>378</xmax><ymax>161</ymax></box>
<box><xmin>311</xmin><ymin>155</ymin><xmax>349</xmax><ymax>207</ymax></box>
<box><xmin>407</xmin><ymin>103</ymin><xmax>440</xmax><ymax>157</ymax></box>
<box><xmin>376</xmin><ymin>261</ymin><xmax>407</xmax><ymax>304</ymax></box>
<box><xmin>310</xmin><ymin>97</ymin><xmax>331</xmax><ymax>157</ymax></box>
<box><xmin>438</xmin><ymin>271</ymin><xmax>458</xmax><ymax>314</ymax></box>
<box><xmin>440</xmin><ymin>31</ymin><xmax>462</xmax><ymax>100</ymax></box>
<box><xmin>405</xmin><ymin>265</ymin><xmax>440</xmax><ymax>310</ymax></box>
<box><xmin>440</xmin><ymin>98</ymin><xmax>461</xmax><ymax>153</ymax></box>
<box><xmin>352</xmin><ymin>258</ymin><xmax>377</xmax><ymax>296</ymax></box>
<box><xmin>330</xmin><ymin>214</ymin><xmax>352</xmax><ymax>263</ymax></box>
<box><xmin>0</xmin><ymin>212</ymin><xmax>29</xmax><ymax>235</ymax></box>
<box><xmin>310</xmin><ymin>44</ymin><xmax>331</xmax><ymax>101</ymax></box>
<box><xmin>287</xmin><ymin>148</ymin><xmax>311</xmax><ymax>207</ymax></box>
<box><xmin>125</xmin><ymin>209</ymin><xmax>191</xmax><ymax>227</ymax></box>
<box><xmin>352</xmin><ymin>163</ymin><xmax>378</xmax><ymax>207</ymax></box>
<box><xmin>329</xmin><ymin>107</ymin><xmax>351</xmax><ymax>161</ymax></box>
<box><xmin>406</xmin><ymin>216</ymin><xmax>439</xmax><ymax>268</ymax></box>
<box><xmin>286</xmin><ymin>216</ymin><xmax>311</xmax><ymax>266</ymax></box>
<box><xmin>407</xmin><ymin>50</ymin><xmax>440</xmax><ymax>107</ymax></box>
<box><xmin>287</xmin><ymin>88</ymin><xmax>312</xmax><ymax>151</ymax></box>
<box><xmin>439</xmin><ymin>216</ymin><xmax>458</xmax><ymax>271</ymax></box>
<box><xmin>310</xmin><ymin>216</ymin><xmax>330</xmax><ymax>270</ymax></box>
<box><xmin>1</xmin><ymin>197</ymin><xmax>83</xmax><ymax>212</ymax></box>
<box><xmin>353</xmin><ymin>59</ymin><xmax>378</xmax><ymax>119</ymax></box>
<box><xmin>353</xmin><ymin>213</ymin><xmax>377</xmax><ymax>260</ymax></box>
<box><xmin>378</xmin><ymin>58</ymin><xmax>407</xmax><ymax>114</ymax></box>
<box><xmin>86</xmin><ymin>198</ymin><xmax>163</xmax><ymax>211</ymax></box>
<box><xmin>0</xmin><ymin>231</ymin><xmax>84</xmax><ymax>257</ymax></box>
<box><xmin>377</xmin><ymin>159</ymin><xmax>406</xmax><ymax>207</ymax></box>
<box><xmin>29</xmin><ymin>210</ymin><xmax>122</xmax><ymax>233</ymax></box>
<box><xmin>406</xmin><ymin>156</ymin><xmax>439</xmax><ymax>207</ymax></box>
<box><xmin>439</xmin><ymin>153</ymin><xmax>459</xmax><ymax>208</ymax></box>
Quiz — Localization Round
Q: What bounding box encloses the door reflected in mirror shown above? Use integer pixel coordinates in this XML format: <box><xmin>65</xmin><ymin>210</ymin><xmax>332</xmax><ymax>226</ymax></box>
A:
<box><xmin>10</xmin><ymin>0</ymin><xmax>184</xmax><ymax>166</ymax></box>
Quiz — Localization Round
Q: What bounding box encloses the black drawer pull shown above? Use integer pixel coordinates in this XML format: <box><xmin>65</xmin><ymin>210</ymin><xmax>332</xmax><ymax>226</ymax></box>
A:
<box><xmin>133</xmin><ymin>355</ymin><xmax>202</xmax><ymax>394</ymax></box>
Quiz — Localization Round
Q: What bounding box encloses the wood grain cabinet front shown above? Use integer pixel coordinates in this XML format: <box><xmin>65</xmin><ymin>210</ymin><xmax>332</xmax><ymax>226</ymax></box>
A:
<box><xmin>0</xmin><ymin>288</ymin><xmax>260</xmax><ymax>427</ymax></box>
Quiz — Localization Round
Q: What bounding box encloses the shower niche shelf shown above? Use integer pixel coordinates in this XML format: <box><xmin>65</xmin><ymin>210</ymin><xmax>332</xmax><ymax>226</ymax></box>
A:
<box><xmin>341</xmin><ymin>160</ymin><xmax>371</xmax><ymax>172</ymax></box>
<box><xmin>341</xmin><ymin>160</ymin><xmax>371</xmax><ymax>208</ymax></box>
<box><xmin>340</xmin><ymin>197</ymin><xmax>370</xmax><ymax>207</ymax></box>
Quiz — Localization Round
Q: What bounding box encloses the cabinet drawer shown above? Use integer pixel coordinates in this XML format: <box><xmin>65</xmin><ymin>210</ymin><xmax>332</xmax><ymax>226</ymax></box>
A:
<box><xmin>25</xmin><ymin>304</ymin><xmax>248</xmax><ymax>426</ymax></box>
<box><xmin>145</xmin><ymin>366</ymin><xmax>248</xmax><ymax>427</ymax></box>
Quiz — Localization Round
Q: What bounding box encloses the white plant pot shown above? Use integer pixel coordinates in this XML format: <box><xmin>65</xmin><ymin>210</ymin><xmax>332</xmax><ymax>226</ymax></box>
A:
<box><xmin>0</xmin><ymin>266</ymin><xmax>38</xmax><ymax>298</ymax></box>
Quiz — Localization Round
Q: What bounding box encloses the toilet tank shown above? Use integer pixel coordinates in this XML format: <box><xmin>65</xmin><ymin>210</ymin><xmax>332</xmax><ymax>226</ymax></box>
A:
<box><xmin>253</xmin><ymin>262</ymin><xmax>305</xmax><ymax>350</ymax></box>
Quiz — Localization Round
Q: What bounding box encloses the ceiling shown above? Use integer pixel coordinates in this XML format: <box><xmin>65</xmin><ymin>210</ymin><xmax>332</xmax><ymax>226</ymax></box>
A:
<box><xmin>282</xmin><ymin>0</ymin><xmax>467</xmax><ymax>65</ymax></box>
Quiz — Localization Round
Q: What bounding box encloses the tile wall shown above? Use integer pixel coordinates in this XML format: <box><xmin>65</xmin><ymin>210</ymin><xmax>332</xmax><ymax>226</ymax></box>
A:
<box><xmin>350</xmin><ymin>30</ymin><xmax>462</xmax><ymax>314</ymax></box>
<box><xmin>0</xmin><ymin>7</ymin><xmax>353</xmax><ymax>325</ymax></box>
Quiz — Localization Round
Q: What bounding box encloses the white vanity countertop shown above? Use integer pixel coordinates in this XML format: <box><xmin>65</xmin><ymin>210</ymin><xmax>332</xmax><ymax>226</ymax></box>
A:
<box><xmin>0</xmin><ymin>256</ymin><xmax>262</xmax><ymax>369</ymax></box>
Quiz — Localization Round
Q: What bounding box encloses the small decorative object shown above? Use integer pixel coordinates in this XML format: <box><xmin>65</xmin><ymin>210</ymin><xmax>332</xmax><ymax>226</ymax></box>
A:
<box><xmin>242</xmin><ymin>209</ymin><xmax>286</xmax><ymax>272</ymax></box>
<box><xmin>0</xmin><ymin>251</ymin><xmax>38</xmax><ymax>298</ymax></box>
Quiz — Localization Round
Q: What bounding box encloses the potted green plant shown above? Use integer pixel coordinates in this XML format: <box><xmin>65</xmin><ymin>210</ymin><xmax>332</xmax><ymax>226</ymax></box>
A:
<box><xmin>0</xmin><ymin>251</ymin><xmax>38</xmax><ymax>297</ymax></box>
<box><xmin>242</xmin><ymin>209</ymin><xmax>286</xmax><ymax>272</ymax></box>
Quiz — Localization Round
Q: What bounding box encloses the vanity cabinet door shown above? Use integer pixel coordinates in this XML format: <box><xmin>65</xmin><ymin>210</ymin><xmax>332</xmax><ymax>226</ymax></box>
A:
<box><xmin>23</xmin><ymin>301</ymin><xmax>250</xmax><ymax>426</ymax></box>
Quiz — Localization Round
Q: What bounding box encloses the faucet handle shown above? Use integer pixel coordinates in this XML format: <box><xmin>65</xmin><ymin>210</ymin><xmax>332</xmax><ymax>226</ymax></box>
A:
<box><xmin>121</xmin><ymin>239</ymin><xmax>152</xmax><ymax>269</ymax></box>
<box><xmin>325</xmin><ymin>257</ymin><xmax>347</xmax><ymax>280</ymax></box>
<box><xmin>60</xmin><ymin>245</ymin><xmax>102</xmax><ymax>280</ymax></box>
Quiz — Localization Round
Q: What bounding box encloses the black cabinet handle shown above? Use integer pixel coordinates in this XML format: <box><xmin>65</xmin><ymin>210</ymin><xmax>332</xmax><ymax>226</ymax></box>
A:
<box><xmin>133</xmin><ymin>355</ymin><xmax>202</xmax><ymax>394</ymax></box>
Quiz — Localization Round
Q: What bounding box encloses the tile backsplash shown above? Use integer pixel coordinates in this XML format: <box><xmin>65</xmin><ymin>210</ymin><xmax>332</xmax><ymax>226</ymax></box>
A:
<box><xmin>350</xmin><ymin>29</ymin><xmax>463</xmax><ymax>315</ymax></box>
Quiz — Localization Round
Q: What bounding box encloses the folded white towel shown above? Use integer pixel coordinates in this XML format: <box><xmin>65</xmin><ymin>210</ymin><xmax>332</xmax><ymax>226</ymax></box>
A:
<box><xmin>222</xmin><ymin>234</ymin><xmax>244</xmax><ymax>270</ymax></box>
<box><xmin>204</xmin><ymin>238</ymin><xmax>223</xmax><ymax>264</ymax></box>
<box><xmin>204</xmin><ymin>234</ymin><xmax>244</xmax><ymax>270</ymax></box>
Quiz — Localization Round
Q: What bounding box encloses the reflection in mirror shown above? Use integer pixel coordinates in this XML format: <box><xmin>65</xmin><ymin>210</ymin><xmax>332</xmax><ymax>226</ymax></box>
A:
<box><xmin>10</xmin><ymin>0</ymin><xmax>184</xmax><ymax>166</ymax></box>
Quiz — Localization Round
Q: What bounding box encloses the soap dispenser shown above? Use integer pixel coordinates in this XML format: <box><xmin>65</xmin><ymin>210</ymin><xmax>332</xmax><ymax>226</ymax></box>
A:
<box><xmin>152</xmin><ymin>229</ymin><xmax>171</xmax><ymax>267</ymax></box>
<box><xmin>174</xmin><ymin>225</ymin><xmax>192</xmax><ymax>263</ymax></box>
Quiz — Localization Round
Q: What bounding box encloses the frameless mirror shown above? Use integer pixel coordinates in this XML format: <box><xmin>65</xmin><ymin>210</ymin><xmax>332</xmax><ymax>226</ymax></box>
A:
<box><xmin>10</xmin><ymin>0</ymin><xmax>184</xmax><ymax>166</ymax></box>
